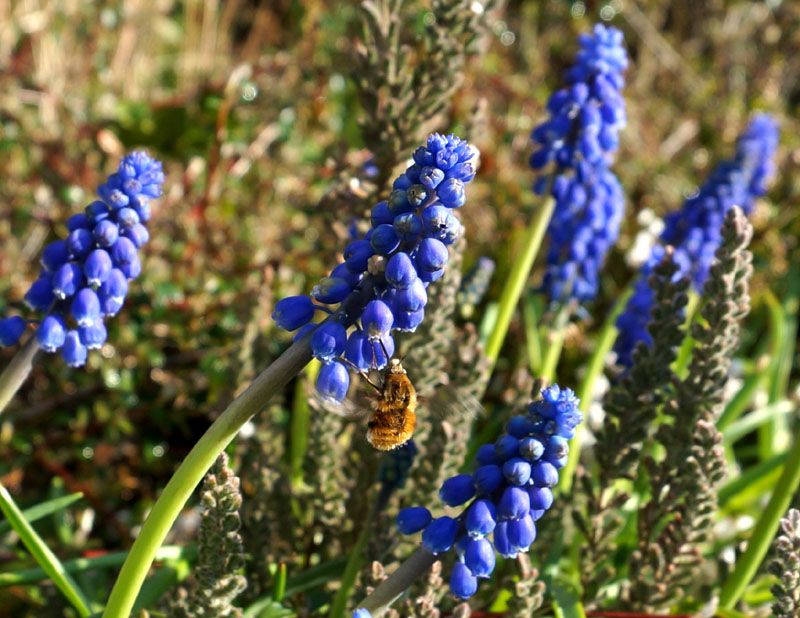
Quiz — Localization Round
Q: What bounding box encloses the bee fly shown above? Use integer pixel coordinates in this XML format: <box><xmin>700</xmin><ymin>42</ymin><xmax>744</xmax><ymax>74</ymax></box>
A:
<box><xmin>319</xmin><ymin>353</ymin><xmax>480</xmax><ymax>452</ymax></box>
<box><xmin>366</xmin><ymin>357</ymin><xmax>417</xmax><ymax>451</ymax></box>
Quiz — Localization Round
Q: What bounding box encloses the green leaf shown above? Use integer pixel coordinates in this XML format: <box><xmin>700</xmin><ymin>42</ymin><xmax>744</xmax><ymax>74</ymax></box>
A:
<box><xmin>243</xmin><ymin>600</ymin><xmax>296</xmax><ymax>618</ymax></box>
<box><xmin>550</xmin><ymin>578</ymin><xmax>586</xmax><ymax>618</ymax></box>
<box><xmin>273</xmin><ymin>562</ymin><xmax>288</xmax><ymax>602</ymax></box>
<box><xmin>715</xmin><ymin>608</ymin><xmax>753</xmax><ymax>618</ymax></box>
<box><xmin>0</xmin><ymin>492</ymin><xmax>83</xmax><ymax>537</ymax></box>
<box><xmin>0</xmin><ymin>483</ymin><xmax>92</xmax><ymax>617</ymax></box>
<box><xmin>717</xmin><ymin>369</ymin><xmax>767</xmax><ymax>431</ymax></box>
<box><xmin>0</xmin><ymin>546</ymin><xmax>191</xmax><ymax>587</ymax></box>
<box><xmin>719</xmin><ymin>451</ymin><xmax>788</xmax><ymax>509</ymax></box>
<box><xmin>722</xmin><ymin>400</ymin><xmax>795</xmax><ymax>445</ymax></box>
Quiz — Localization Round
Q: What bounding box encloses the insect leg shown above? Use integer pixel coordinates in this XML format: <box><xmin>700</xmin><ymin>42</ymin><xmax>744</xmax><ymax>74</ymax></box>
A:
<box><xmin>377</xmin><ymin>336</ymin><xmax>391</xmax><ymax>361</ymax></box>
<box><xmin>339</xmin><ymin>356</ymin><xmax>382</xmax><ymax>393</ymax></box>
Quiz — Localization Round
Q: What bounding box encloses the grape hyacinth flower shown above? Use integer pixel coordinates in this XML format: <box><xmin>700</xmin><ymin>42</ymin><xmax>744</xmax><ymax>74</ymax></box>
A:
<box><xmin>530</xmin><ymin>24</ymin><xmax>628</xmax><ymax>305</ymax></box>
<box><xmin>0</xmin><ymin>152</ymin><xmax>164</xmax><ymax>367</ymax></box>
<box><xmin>614</xmin><ymin>114</ymin><xmax>779</xmax><ymax>367</ymax></box>
<box><xmin>271</xmin><ymin>134</ymin><xmax>478</xmax><ymax>402</ymax></box>
<box><xmin>395</xmin><ymin>385</ymin><xmax>582</xmax><ymax>599</ymax></box>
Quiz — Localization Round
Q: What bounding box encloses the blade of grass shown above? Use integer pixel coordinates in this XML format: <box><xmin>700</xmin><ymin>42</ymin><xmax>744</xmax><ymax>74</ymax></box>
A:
<box><xmin>717</xmin><ymin>369</ymin><xmax>768</xmax><ymax>432</ymax></box>
<box><xmin>719</xmin><ymin>434</ymin><xmax>800</xmax><ymax>609</ymax></box>
<box><xmin>0</xmin><ymin>546</ymin><xmax>191</xmax><ymax>587</ymax></box>
<box><xmin>715</xmin><ymin>608</ymin><xmax>753</xmax><ymax>618</ymax></box>
<box><xmin>273</xmin><ymin>563</ymin><xmax>288</xmax><ymax>602</ymax></box>
<box><xmin>0</xmin><ymin>492</ymin><xmax>83</xmax><ymax>537</ymax></box>
<box><xmin>242</xmin><ymin>557</ymin><xmax>348</xmax><ymax>617</ymax></box>
<box><xmin>718</xmin><ymin>451</ymin><xmax>788</xmax><ymax>509</ymax></box>
<box><xmin>722</xmin><ymin>400</ymin><xmax>795</xmax><ymax>446</ymax></box>
<box><xmin>0</xmin><ymin>483</ymin><xmax>92</xmax><ymax>617</ymax></box>
<box><xmin>133</xmin><ymin>553</ymin><xmax>192</xmax><ymax>612</ymax></box>
<box><xmin>329</xmin><ymin>501</ymin><xmax>377</xmax><ymax>618</ymax></box>
<box><xmin>762</xmin><ymin>267</ymin><xmax>800</xmax><ymax>459</ymax></box>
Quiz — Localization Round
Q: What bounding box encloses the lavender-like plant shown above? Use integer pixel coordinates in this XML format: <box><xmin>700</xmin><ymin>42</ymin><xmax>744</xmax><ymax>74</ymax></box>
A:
<box><xmin>529</xmin><ymin>24</ymin><xmax>628</xmax><ymax>305</ymax></box>
<box><xmin>272</xmin><ymin>133</ymin><xmax>478</xmax><ymax>401</ymax></box>
<box><xmin>614</xmin><ymin>114</ymin><xmax>778</xmax><ymax>367</ymax></box>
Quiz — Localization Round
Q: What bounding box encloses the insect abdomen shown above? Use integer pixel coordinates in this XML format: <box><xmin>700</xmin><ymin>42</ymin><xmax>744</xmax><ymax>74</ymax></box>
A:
<box><xmin>366</xmin><ymin>402</ymin><xmax>416</xmax><ymax>451</ymax></box>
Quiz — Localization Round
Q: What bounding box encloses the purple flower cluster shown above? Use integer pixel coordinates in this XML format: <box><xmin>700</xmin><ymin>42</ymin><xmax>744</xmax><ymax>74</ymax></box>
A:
<box><xmin>271</xmin><ymin>134</ymin><xmax>478</xmax><ymax>402</ymax></box>
<box><xmin>0</xmin><ymin>152</ymin><xmax>164</xmax><ymax>367</ymax></box>
<box><xmin>530</xmin><ymin>24</ymin><xmax>628</xmax><ymax>304</ymax></box>
<box><xmin>614</xmin><ymin>114</ymin><xmax>779</xmax><ymax>368</ymax></box>
<box><xmin>395</xmin><ymin>385</ymin><xmax>582</xmax><ymax>599</ymax></box>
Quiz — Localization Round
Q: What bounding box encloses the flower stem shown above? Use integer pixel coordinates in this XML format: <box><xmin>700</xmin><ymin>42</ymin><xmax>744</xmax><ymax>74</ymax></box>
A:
<box><xmin>558</xmin><ymin>288</ymin><xmax>630</xmax><ymax>495</ymax></box>
<box><xmin>355</xmin><ymin>547</ymin><xmax>437</xmax><ymax>615</ymax></box>
<box><xmin>485</xmin><ymin>195</ymin><xmax>556</xmax><ymax>367</ymax></box>
<box><xmin>539</xmin><ymin>306</ymin><xmax>570</xmax><ymax>383</ymax></box>
<box><xmin>102</xmin><ymin>279</ymin><xmax>375</xmax><ymax>618</ymax></box>
<box><xmin>0</xmin><ymin>334</ymin><xmax>40</xmax><ymax>417</ymax></box>
<box><xmin>718</xmin><ymin>432</ymin><xmax>800</xmax><ymax>609</ymax></box>
<box><xmin>101</xmin><ymin>337</ymin><xmax>314</xmax><ymax>618</ymax></box>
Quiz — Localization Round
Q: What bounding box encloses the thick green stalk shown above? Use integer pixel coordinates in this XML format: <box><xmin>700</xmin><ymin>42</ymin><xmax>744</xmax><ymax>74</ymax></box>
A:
<box><xmin>485</xmin><ymin>195</ymin><xmax>556</xmax><ymax>366</ymax></box>
<box><xmin>102</xmin><ymin>337</ymin><xmax>314</xmax><ymax>618</ymax></box>
<box><xmin>0</xmin><ymin>483</ymin><xmax>92</xmax><ymax>617</ymax></box>
<box><xmin>0</xmin><ymin>334</ymin><xmax>40</xmax><ymax>417</ymax></box>
<box><xmin>102</xmin><ymin>279</ymin><xmax>375</xmax><ymax>618</ymax></box>
<box><xmin>719</xmin><ymin>434</ymin><xmax>800</xmax><ymax>609</ymax></box>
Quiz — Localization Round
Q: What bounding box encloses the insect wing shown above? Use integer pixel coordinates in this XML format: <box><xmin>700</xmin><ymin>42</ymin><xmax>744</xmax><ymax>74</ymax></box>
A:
<box><xmin>309</xmin><ymin>390</ymin><xmax>371</xmax><ymax>420</ymax></box>
<box><xmin>422</xmin><ymin>384</ymin><xmax>485</xmax><ymax>424</ymax></box>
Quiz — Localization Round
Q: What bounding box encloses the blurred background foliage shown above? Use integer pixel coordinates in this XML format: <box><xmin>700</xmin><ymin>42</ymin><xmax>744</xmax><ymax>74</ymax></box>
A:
<box><xmin>0</xmin><ymin>0</ymin><xmax>799</xmax><ymax>615</ymax></box>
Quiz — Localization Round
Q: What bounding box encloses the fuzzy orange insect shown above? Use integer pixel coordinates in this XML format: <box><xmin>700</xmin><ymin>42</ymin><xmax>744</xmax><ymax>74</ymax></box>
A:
<box><xmin>366</xmin><ymin>358</ymin><xmax>417</xmax><ymax>451</ymax></box>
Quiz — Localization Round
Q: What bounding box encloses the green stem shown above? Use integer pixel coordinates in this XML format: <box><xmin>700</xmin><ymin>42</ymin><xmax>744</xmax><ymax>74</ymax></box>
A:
<box><xmin>718</xmin><ymin>434</ymin><xmax>800</xmax><ymax>609</ymax></box>
<box><xmin>0</xmin><ymin>334</ymin><xmax>40</xmax><ymax>417</ymax></box>
<box><xmin>523</xmin><ymin>296</ymin><xmax>543</xmax><ymax>375</ymax></box>
<box><xmin>539</xmin><ymin>306</ymin><xmax>570</xmax><ymax>383</ymax></box>
<box><xmin>558</xmin><ymin>289</ymin><xmax>630</xmax><ymax>494</ymax></box>
<box><xmin>102</xmin><ymin>280</ymin><xmax>375</xmax><ymax>618</ymax></box>
<box><xmin>355</xmin><ymin>548</ymin><xmax>437</xmax><ymax>615</ymax></box>
<box><xmin>0</xmin><ymin>483</ymin><xmax>92</xmax><ymax>617</ymax></box>
<box><xmin>101</xmin><ymin>337</ymin><xmax>314</xmax><ymax>618</ymax></box>
<box><xmin>485</xmin><ymin>195</ymin><xmax>555</xmax><ymax>366</ymax></box>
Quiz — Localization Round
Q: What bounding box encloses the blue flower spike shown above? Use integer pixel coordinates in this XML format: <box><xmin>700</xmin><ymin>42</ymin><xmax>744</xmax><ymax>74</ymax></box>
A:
<box><xmin>531</xmin><ymin>23</ymin><xmax>628</xmax><ymax>305</ymax></box>
<box><xmin>396</xmin><ymin>384</ymin><xmax>582</xmax><ymax>599</ymax></box>
<box><xmin>613</xmin><ymin>114</ymin><xmax>779</xmax><ymax>367</ymax></box>
<box><xmin>1</xmin><ymin>152</ymin><xmax>164</xmax><ymax>368</ymax></box>
<box><xmin>272</xmin><ymin>134</ymin><xmax>478</xmax><ymax>402</ymax></box>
